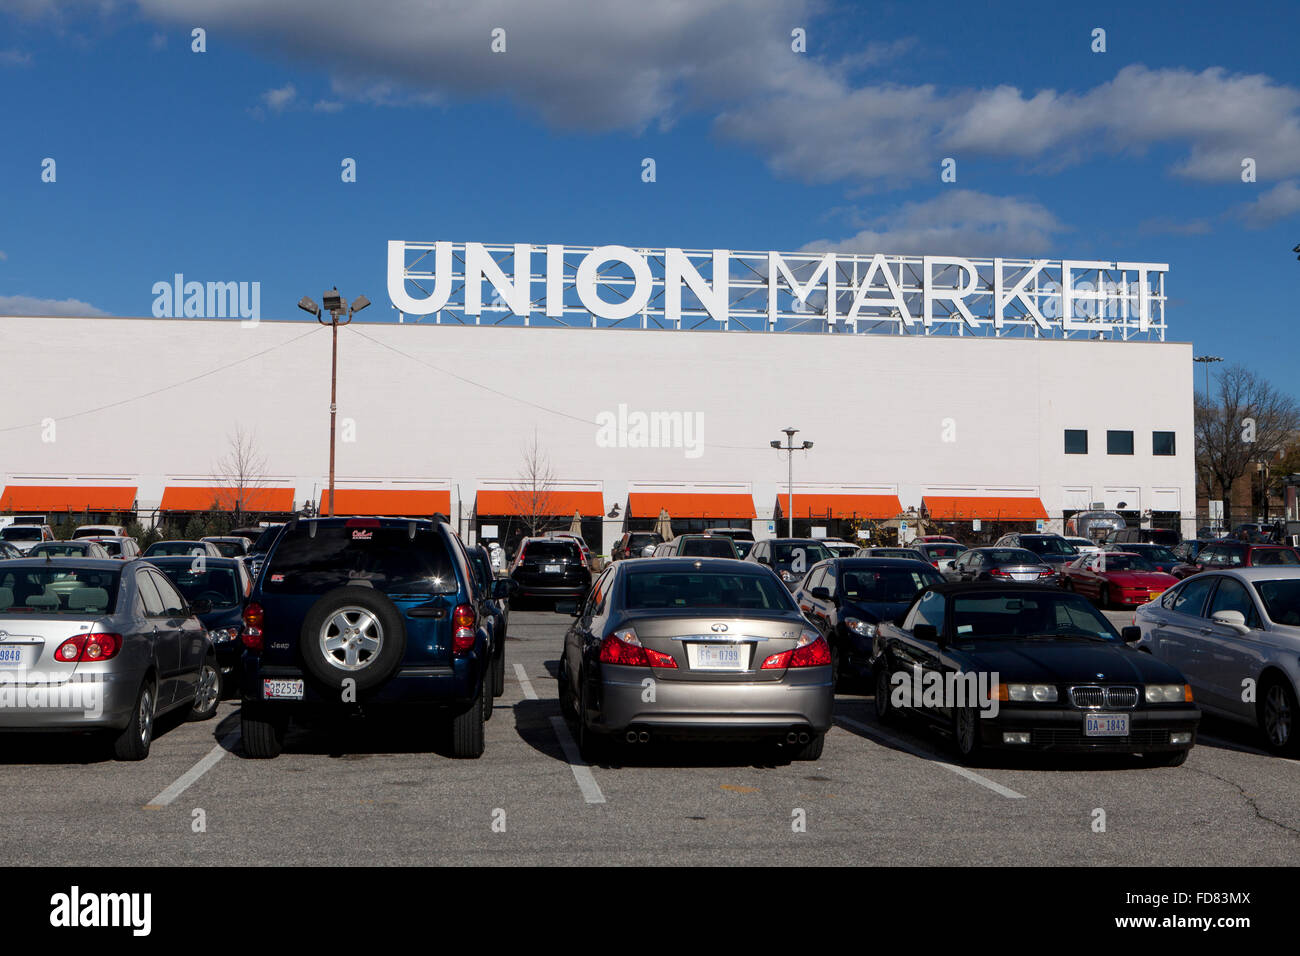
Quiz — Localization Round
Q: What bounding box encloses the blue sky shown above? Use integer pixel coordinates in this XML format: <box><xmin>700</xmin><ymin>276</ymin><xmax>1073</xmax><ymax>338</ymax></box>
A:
<box><xmin>1</xmin><ymin>0</ymin><xmax>1297</xmax><ymax>390</ymax></box>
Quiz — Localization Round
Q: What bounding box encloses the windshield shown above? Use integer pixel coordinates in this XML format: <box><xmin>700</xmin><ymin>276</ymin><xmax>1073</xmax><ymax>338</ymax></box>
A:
<box><xmin>1253</xmin><ymin>579</ymin><xmax>1300</xmax><ymax>625</ymax></box>
<box><xmin>1099</xmin><ymin>554</ymin><xmax>1156</xmax><ymax>572</ymax></box>
<box><xmin>771</xmin><ymin>542</ymin><xmax>832</xmax><ymax>564</ymax></box>
<box><xmin>679</xmin><ymin>537</ymin><xmax>737</xmax><ymax>558</ymax></box>
<box><xmin>207</xmin><ymin>540</ymin><xmax>246</xmax><ymax>557</ymax></box>
<box><xmin>31</xmin><ymin>544</ymin><xmax>90</xmax><ymax>556</ymax></box>
<box><xmin>1</xmin><ymin>527</ymin><xmax>42</xmax><ymax>541</ymax></box>
<box><xmin>251</xmin><ymin>526</ymin><xmax>282</xmax><ymax>553</ymax></box>
<box><xmin>264</xmin><ymin>524</ymin><xmax>459</xmax><ymax>595</ymax></box>
<box><xmin>622</xmin><ymin>568</ymin><xmax>796</xmax><ymax>611</ymax></box>
<box><xmin>734</xmin><ymin>540</ymin><xmax>753</xmax><ymax>558</ymax></box>
<box><xmin>0</xmin><ymin>566</ymin><xmax>121</xmax><ymax>614</ymax></box>
<box><xmin>921</xmin><ymin>544</ymin><xmax>965</xmax><ymax>558</ymax></box>
<box><xmin>96</xmin><ymin>540</ymin><xmax>123</xmax><ymax>556</ymax></box>
<box><xmin>1021</xmin><ymin>536</ymin><xmax>1077</xmax><ymax>556</ymax></box>
<box><xmin>841</xmin><ymin>567</ymin><xmax>940</xmax><ymax>603</ymax></box>
<box><xmin>155</xmin><ymin>565</ymin><xmax>241</xmax><ymax>609</ymax></box>
<box><xmin>951</xmin><ymin>593</ymin><xmax>1120</xmax><ymax>641</ymax></box>
<box><xmin>1131</xmin><ymin>546</ymin><xmax>1176</xmax><ymax>562</ymax></box>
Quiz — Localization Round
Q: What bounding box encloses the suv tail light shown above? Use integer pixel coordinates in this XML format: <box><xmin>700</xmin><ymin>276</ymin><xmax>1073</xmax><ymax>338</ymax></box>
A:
<box><xmin>761</xmin><ymin>629</ymin><xmax>830</xmax><ymax>669</ymax></box>
<box><xmin>54</xmin><ymin>632</ymin><xmax>122</xmax><ymax>662</ymax></box>
<box><xmin>242</xmin><ymin>601</ymin><xmax>264</xmax><ymax>652</ymax></box>
<box><xmin>453</xmin><ymin>603</ymin><xmax>477</xmax><ymax>655</ymax></box>
<box><xmin>598</xmin><ymin>628</ymin><xmax>676</xmax><ymax>668</ymax></box>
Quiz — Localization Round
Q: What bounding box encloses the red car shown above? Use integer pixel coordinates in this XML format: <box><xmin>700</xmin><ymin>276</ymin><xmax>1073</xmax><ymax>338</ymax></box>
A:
<box><xmin>1170</xmin><ymin>541</ymin><xmax>1300</xmax><ymax>579</ymax></box>
<box><xmin>1059</xmin><ymin>552</ymin><xmax>1178</xmax><ymax>608</ymax></box>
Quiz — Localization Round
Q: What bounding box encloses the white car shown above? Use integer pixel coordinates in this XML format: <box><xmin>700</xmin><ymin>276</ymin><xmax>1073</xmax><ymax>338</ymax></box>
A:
<box><xmin>1063</xmin><ymin>536</ymin><xmax>1102</xmax><ymax>554</ymax></box>
<box><xmin>0</xmin><ymin>524</ymin><xmax>54</xmax><ymax>554</ymax></box>
<box><xmin>1134</xmin><ymin>567</ymin><xmax>1300</xmax><ymax>755</ymax></box>
<box><xmin>73</xmin><ymin>524</ymin><xmax>128</xmax><ymax>539</ymax></box>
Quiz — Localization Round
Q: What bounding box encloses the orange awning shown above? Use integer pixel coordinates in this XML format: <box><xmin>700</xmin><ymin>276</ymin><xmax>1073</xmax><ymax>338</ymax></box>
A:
<box><xmin>781</xmin><ymin>494</ymin><xmax>902</xmax><ymax>519</ymax></box>
<box><xmin>160</xmin><ymin>486</ymin><xmax>296</xmax><ymax>513</ymax></box>
<box><xmin>0</xmin><ymin>485</ymin><xmax>137</xmax><ymax>513</ymax></box>
<box><xmin>475</xmin><ymin>490</ymin><xmax>605</xmax><ymax>517</ymax></box>
<box><xmin>628</xmin><ymin>492</ymin><xmax>756</xmax><ymax>520</ymax></box>
<box><xmin>317</xmin><ymin>489</ymin><xmax>450</xmax><ymax>516</ymax></box>
<box><xmin>922</xmin><ymin>496</ymin><xmax>1048</xmax><ymax>521</ymax></box>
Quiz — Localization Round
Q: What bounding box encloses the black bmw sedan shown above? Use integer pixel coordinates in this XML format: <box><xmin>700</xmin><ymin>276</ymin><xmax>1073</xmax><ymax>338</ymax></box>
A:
<box><xmin>871</xmin><ymin>582</ymin><xmax>1199</xmax><ymax>766</ymax></box>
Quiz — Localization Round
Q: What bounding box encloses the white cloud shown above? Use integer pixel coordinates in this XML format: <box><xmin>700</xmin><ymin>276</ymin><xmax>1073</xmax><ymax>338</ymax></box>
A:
<box><xmin>0</xmin><ymin>250</ymin><xmax>7</xmax><ymax>260</ymax></box>
<box><xmin>1233</xmin><ymin>179</ymin><xmax>1300</xmax><ymax>228</ymax></box>
<box><xmin>801</xmin><ymin>191</ymin><xmax>1067</xmax><ymax>258</ymax></box>
<box><xmin>0</xmin><ymin>294</ymin><xmax>110</xmax><ymax>316</ymax></box>
<box><xmin>0</xmin><ymin>49</ymin><xmax>34</xmax><ymax>66</ymax></box>
<box><xmin>261</xmin><ymin>82</ymin><xmax>297</xmax><ymax>112</ymax></box>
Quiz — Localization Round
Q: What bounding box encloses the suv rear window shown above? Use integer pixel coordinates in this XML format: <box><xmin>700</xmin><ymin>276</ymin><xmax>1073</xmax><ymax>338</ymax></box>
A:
<box><xmin>679</xmin><ymin>537</ymin><xmax>737</xmax><ymax>557</ymax></box>
<box><xmin>522</xmin><ymin>541</ymin><xmax>579</xmax><ymax>560</ymax></box>
<box><xmin>263</xmin><ymin>524</ymin><xmax>459</xmax><ymax>595</ymax></box>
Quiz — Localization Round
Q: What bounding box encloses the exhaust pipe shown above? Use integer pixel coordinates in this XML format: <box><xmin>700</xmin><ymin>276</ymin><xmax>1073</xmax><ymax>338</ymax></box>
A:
<box><xmin>637</xmin><ymin>731</ymin><xmax>649</xmax><ymax>744</ymax></box>
<box><xmin>625</xmin><ymin>730</ymin><xmax>639</xmax><ymax>744</ymax></box>
<box><xmin>797</xmin><ymin>732</ymin><xmax>810</xmax><ymax>744</ymax></box>
<box><xmin>786</xmin><ymin>731</ymin><xmax>798</xmax><ymax>744</ymax></box>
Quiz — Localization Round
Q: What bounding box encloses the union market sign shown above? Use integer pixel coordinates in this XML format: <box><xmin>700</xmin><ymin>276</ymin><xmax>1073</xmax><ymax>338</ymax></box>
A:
<box><xmin>387</xmin><ymin>240</ymin><xmax>1168</xmax><ymax>339</ymax></box>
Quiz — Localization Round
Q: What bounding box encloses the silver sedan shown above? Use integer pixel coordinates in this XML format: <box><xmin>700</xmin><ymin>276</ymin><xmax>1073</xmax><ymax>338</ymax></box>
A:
<box><xmin>1134</xmin><ymin>567</ymin><xmax>1300</xmax><ymax>755</ymax></box>
<box><xmin>558</xmin><ymin>558</ymin><xmax>834</xmax><ymax>762</ymax></box>
<box><xmin>0</xmin><ymin>558</ymin><xmax>219</xmax><ymax>759</ymax></box>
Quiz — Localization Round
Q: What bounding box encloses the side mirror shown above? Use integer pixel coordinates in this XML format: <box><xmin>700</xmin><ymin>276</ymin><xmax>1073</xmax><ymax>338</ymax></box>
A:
<box><xmin>810</xmin><ymin>586</ymin><xmax>831</xmax><ymax>600</ymax></box>
<box><xmin>913</xmin><ymin>623</ymin><xmax>938</xmax><ymax>643</ymax></box>
<box><xmin>1121</xmin><ymin>625</ymin><xmax>1142</xmax><ymax>644</ymax></box>
<box><xmin>191</xmin><ymin>599</ymin><xmax>212</xmax><ymax>615</ymax></box>
<box><xmin>757</xmin><ymin>555</ymin><xmax>770</xmax><ymax>565</ymax></box>
<box><xmin>1210</xmin><ymin>610</ymin><xmax>1250</xmax><ymax>634</ymax></box>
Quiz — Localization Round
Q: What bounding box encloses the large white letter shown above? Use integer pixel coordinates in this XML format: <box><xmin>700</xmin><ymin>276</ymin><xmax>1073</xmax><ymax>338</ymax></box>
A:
<box><xmin>1115</xmin><ymin>261</ymin><xmax>1168</xmax><ymax>332</ymax></box>
<box><xmin>465</xmin><ymin>243</ymin><xmax>532</xmax><ymax>317</ymax></box>
<box><xmin>923</xmin><ymin>256</ymin><xmax>980</xmax><ymax>328</ymax></box>
<box><xmin>665</xmin><ymin>248</ymin><xmax>729</xmax><ymax>325</ymax></box>
<box><xmin>846</xmin><ymin>254</ymin><xmax>913</xmax><ymax>326</ymax></box>
<box><xmin>1061</xmin><ymin>260</ymin><xmax>1114</xmax><ymax>332</ymax></box>
<box><xmin>993</xmin><ymin>258</ymin><xmax>1050</xmax><ymax>330</ymax></box>
<box><xmin>768</xmin><ymin>252</ymin><xmax>836</xmax><ymax>327</ymax></box>
<box><xmin>387</xmin><ymin>240</ymin><xmax>454</xmax><ymax>315</ymax></box>
<box><xmin>575</xmin><ymin>245</ymin><xmax>652</xmax><ymax>321</ymax></box>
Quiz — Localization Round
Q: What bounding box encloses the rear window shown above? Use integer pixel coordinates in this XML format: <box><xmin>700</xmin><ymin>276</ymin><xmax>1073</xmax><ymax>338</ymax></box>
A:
<box><xmin>96</xmin><ymin>540</ymin><xmax>123</xmax><ymax>556</ymax></box>
<box><xmin>147</xmin><ymin>542</ymin><xmax>207</xmax><ymax>556</ymax></box>
<box><xmin>622</xmin><ymin>568</ymin><xmax>795</xmax><ymax>611</ymax></box>
<box><xmin>841</xmin><ymin>567</ymin><xmax>941</xmax><ymax>602</ymax></box>
<box><xmin>31</xmin><ymin>544</ymin><xmax>88</xmax><ymax>556</ymax></box>
<box><xmin>251</xmin><ymin>526</ymin><xmax>282</xmax><ymax>553</ymax></box>
<box><xmin>922</xmin><ymin>544</ymin><xmax>964</xmax><ymax>558</ymax></box>
<box><xmin>263</xmin><ymin>524</ymin><xmax>459</xmax><ymax>595</ymax></box>
<box><xmin>0</xmin><ymin>566</ymin><xmax>121</xmax><ymax>614</ymax></box>
<box><xmin>1</xmin><ymin>527</ymin><xmax>42</xmax><ymax>541</ymax></box>
<box><xmin>521</xmin><ymin>541</ymin><xmax>579</xmax><ymax>560</ymax></box>
<box><xmin>771</xmin><ymin>542</ymin><xmax>832</xmax><ymax>563</ymax></box>
<box><xmin>986</xmin><ymin>549</ymin><xmax>1041</xmax><ymax>564</ymax></box>
<box><xmin>678</xmin><ymin>537</ymin><xmax>737</xmax><ymax>558</ymax></box>
<box><xmin>208</xmin><ymin>540</ymin><xmax>246</xmax><ymax>557</ymax></box>
<box><xmin>628</xmin><ymin>533</ymin><xmax>662</xmax><ymax>548</ymax></box>
<box><xmin>1253</xmin><ymin>548</ymin><xmax>1300</xmax><ymax>566</ymax></box>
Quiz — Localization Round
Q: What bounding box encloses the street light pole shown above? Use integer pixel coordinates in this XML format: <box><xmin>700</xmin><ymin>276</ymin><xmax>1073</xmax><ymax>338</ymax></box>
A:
<box><xmin>771</xmin><ymin>427</ymin><xmax>814</xmax><ymax>537</ymax></box>
<box><xmin>1193</xmin><ymin>354</ymin><xmax>1222</xmax><ymax>401</ymax></box>
<box><xmin>299</xmin><ymin>290</ymin><xmax>369</xmax><ymax>518</ymax></box>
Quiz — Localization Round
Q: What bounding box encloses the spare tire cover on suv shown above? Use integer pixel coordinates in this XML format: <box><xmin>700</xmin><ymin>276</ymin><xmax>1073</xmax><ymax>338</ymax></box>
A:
<box><xmin>299</xmin><ymin>586</ymin><xmax>406</xmax><ymax>691</ymax></box>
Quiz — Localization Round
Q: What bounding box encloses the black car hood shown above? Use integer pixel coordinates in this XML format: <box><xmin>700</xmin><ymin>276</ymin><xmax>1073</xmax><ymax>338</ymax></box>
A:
<box><xmin>199</xmin><ymin>607</ymin><xmax>243</xmax><ymax>629</ymax></box>
<box><xmin>841</xmin><ymin>599</ymin><xmax>910</xmax><ymax>623</ymax></box>
<box><xmin>950</xmin><ymin>638</ymin><xmax>1185</xmax><ymax>683</ymax></box>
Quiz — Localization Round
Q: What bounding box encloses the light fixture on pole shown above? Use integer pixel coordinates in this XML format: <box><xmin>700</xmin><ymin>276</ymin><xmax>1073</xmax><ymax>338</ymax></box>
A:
<box><xmin>1193</xmin><ymin>355</ymin><xmax>1222</xmax><ymax>400</ymax></box>
<box><xmin>301</xmin><ymin>288</ymin><xmax>369</xmax><ymax>517</ymax></box>
<box><xmin>772</xmin><ymin>427</ymin><xmax>814</xmax><ymax>537</ymax></box>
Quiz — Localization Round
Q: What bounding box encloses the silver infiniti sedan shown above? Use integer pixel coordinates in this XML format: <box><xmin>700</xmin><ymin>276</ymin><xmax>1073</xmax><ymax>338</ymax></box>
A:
<box><xmin>1134</xmin><ymin>567</ymin><xmax>1300</xmax><ymax>755</ymax></box>
<box><xmin>0</xmin><ymin>558</ymin><xmax>220</xmax><ymax>759</ymax></box>
<box><xmin>558</xmin><ymin>557</ymin><xmax>834</xmax><ymax>762</ymax></box>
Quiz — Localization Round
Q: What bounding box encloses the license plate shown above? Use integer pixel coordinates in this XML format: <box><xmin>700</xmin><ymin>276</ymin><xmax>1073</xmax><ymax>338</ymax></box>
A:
<box><xmin>1148</xmin><ymin>590</ymin><xmax>1164</xmax><ymax>601</ymax></box>
<box><xmin>687</xmin><ymin>643</ymin><xmax>748</xmax><ymax>671</ymax></box>
<box><xmin>263</xmin><ymin>678</ymin><xmax>304</xmax><ymax>700</ymax></box>
<box><xmin>544</xmin><ymin>563</ymin><xmax>561</xmax><ymax>573</ymax></box>
<box><xmin>0</xmin><ymin>646</ymin><xmax>26</xmax><ymax>668</ymax></box>
<box><xmin>1011</xmin><ymin>572</ymin><xmax>1035</xmax><ymax>581</ymax></box>
<box><xmin>1085</xmin><ymin>713</ymin><xmax>1129</xmax><ymax>736</ymax></box>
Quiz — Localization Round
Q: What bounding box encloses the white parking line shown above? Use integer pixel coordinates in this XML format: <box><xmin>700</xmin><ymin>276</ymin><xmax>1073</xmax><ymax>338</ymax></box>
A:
<box><xmin>144</xmin><ymin>730</ymin><xmax>241</xmax><ymax>809</ymax></box>
<box><xmin>514</xmin><ymin>663</ymin><xmax>539</xmax><ymax>700</ymax></box>
<box><xmin>837</xmin><ymin>716</ymin><xmax>1025</xmax><ymax>800</ymax></box>
<box><xmin>548</xmin><ymin>716</ymin><xmax>606</xmax><ymax>805</ymax></box>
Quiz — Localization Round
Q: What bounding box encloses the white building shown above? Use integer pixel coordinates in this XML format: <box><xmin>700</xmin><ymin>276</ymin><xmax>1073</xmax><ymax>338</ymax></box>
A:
<box><xmin>0</xmin><ymin>312</ymin><xmax>1195</xmax><ymax>553</ymax></box>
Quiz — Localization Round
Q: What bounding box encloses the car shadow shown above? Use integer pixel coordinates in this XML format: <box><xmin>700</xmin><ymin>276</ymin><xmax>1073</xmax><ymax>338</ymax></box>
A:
<box><xmin>0</xmin><ymin>706</ymin><xmax>191</xmax><ymax>765</ymax></box>
<box><xmin>1187</xmin><ymin>711</ymin><xmax>1274</xmax><ymax>756</ymax></box>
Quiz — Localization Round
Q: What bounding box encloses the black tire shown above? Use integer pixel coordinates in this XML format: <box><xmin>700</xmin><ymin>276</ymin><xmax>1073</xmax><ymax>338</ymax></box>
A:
<box><xmin>1142</xmin><ymin>749</ymin><xmax>1188</xmax><ymax>767</ymax></box>
<box><xmin>111</xmin><ymin>679</ymin><xmax>156</xmax><ymax>761</ymax></box>
<box><xmin>1099</xmin><ymin>585</ymin><xmax>1111</xmax><ymax>610</ymax></box>
<box><xmin>793</xmin><ymin>732</ymin><xmax>825</xmax><ymax>761</ymax></box>
<box><xmin>299</xmin><ymin>587</ymin><xmax>405</xmax><ymax>693</ymax></box>
<box><xmin>187</xmin><ymin>655</ymin><xmax>222</xmax><ymax>722</ymax></box>
<box><xmin>241</xmin><ymin>705</ymin><xmax>286</xmax><ymax>759</ymax></box>
<box><xmin>491</xmin><ymin>640</ymin><xmax>506</xmax><ymax>698</ymax></box>
<box><xmin>952</xmin><ymin>705</ymin><xmax>983</xmax><ymax>764</ymax></box>
<box><xmin>1259</xmin><ymin>677</ymin><xmax>1300</xmax><ymax>755</ymax></box>
<box><xmin>558</xmin><ymin>655</ymin><xmax>578</xmax><ymax>721</ymax></box>
<box><xmin>576</xmin><ymin>678</ymin><xmax>608</xmax><ymax>764</ymax></box>
<box><xmin>874</xmin><ymin>664</ymin><xmax>896</xmax><ymax>724</ymax></box>
<box><xmin>449</xmin><ymin>681</ymin><xmax>486</xmax><ymax>758</ymax></box>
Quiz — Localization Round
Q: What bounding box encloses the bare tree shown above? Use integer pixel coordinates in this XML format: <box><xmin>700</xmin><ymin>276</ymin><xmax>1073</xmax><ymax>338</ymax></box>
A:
<box><xmin>213</xmin><ymin>426</ymin><xmax>269</xmax><ymax>526</ymax></box>
<box><xmin>507</xmin><ymin>435</ymin><xmax>557</xmax><ymax>539</ymax></box>
<box><xmin>1195</xmin><ymin>365</ymin><xmax>1300</xmax><ymax>528</ymax></box>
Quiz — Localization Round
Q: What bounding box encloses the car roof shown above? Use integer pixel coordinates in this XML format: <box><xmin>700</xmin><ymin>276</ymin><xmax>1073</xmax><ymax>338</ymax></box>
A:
<box><xmin>924</xmin><ymin>581</ymin><xmax>1072</xmax><ymax>596</ymax></box>
<box><xmin>834</xmin><ymin>557</ymin><xmax>942</xmax><ymax>569</ymax></box>
<box><xmin>144</xmin><ymin>555</ymin><xmax>243</xmax><ymax>567</ymax></box>
<box><xmin>1202</xmin><ymin>567</ymin><xmax>1300</xmax><ymax>581</ymax></box>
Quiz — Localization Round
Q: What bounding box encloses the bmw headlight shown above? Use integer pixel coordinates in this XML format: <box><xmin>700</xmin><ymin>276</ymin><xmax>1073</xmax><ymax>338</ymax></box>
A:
<box><xmin>844</xmin><ymin>617</ymin><xmax>877</xmax><ymax>638</ymax></box>
<box><xmin>1145</xmin><ymin>684</ymin><xmax>1189</xmax><ymax>703</ymax></box>
<box><xmin>1006</xmin><ymin>683</ymin><xmax>1058</xmax><ymax>702</ymax></box>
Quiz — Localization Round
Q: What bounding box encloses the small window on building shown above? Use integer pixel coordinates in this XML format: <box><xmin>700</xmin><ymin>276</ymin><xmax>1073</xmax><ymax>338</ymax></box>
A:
<box><xmin>1064</xmin><ymin>430</ymin><xmax>1088</xmax><ymax>454</ymax></box>
<box><xmin>1106</xmin><ymin>430</ymin><xmax>1134</xmax><ymax>455</ymax></box>
<box><xmin>1153</xmin><ymin>431</ymin><xmax>1176</xmax><ymax>456</ymax></box>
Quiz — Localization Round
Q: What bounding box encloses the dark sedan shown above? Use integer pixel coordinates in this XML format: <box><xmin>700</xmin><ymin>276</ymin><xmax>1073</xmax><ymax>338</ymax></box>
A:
<box><xmin>147</xmin><ymin>555</ymin><xmax>252</xmax><ymax>696</ymax></box>
<box><xmin>509</xmin><ymin>537</ymin><xmax>592</xmax><ymax>608</ymax></box>
<box><xmin>945</xmin><ymin>547</ymin><xmax>1058</xmax><ymax>584</ymax></box>
<box><xmin>745</xmin><ymin>538</ymin><xmax>835</xmax><ymax>589</ymax></box>
<box><xmin>794</xmin><ymin>558</ymin><xmax>944</xmax><ymax>688</ymax></box>
<box><xmin>871</xmin><ymin>583</ymin><xmax>1199</xmax><ymax>765</ymax></box>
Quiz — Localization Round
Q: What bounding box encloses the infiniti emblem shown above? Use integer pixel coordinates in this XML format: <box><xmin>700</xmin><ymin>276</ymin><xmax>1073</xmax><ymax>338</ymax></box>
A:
<box><xmin>711</xmin><ymin>623</ymin><xmax>728</xmax><ymax>632</ymax></box>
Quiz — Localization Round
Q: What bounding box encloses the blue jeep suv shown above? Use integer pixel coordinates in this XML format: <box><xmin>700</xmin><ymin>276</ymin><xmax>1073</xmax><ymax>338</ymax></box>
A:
<box><xmin>238</xmin><ymin>516</ymin><xmax>507</xmax><ymax>758</ymax></box>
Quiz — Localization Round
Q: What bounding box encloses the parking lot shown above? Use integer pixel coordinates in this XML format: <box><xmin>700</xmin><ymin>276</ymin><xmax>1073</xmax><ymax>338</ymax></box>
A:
<box><xmin>1</xmin><ymin>608</ymin><xmax>1296</xmax><ymax>867</ymax></box>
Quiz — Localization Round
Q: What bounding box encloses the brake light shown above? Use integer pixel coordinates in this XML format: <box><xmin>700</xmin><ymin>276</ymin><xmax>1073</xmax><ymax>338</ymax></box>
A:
<box><xmin>989</xmin><ymin>569</ymin><xmax>1011</xmax><ymax>578</ymax></box>
<box><xmin>242</xmin><ymin>601</ymin><xmax>264</xmax><ymax>652</ymax></box>
<box><xmin>762</xmin><ymin>629</ymin><xmax>831</xmax><ymax>669</ymax></box>
<box><xmin>598</xmin><ymin>628</ymin><xmax>676</xmax><ymax>667</ymax></box>
<box><xmin>453</xmin><ymin>603</ymin><xmax>476</xmax><ymax>655</ymax></box>
<box><xmin>54</xmin><ymin>632</ymin><xmax>122</xmax><ymax>662</ymax></box>
<box><xmin>1037</xmin><ymin>569</ymin><xmax>1055</xmax><ymax>578</ymax></box>
<box><xmin>346</xmin><ymin>519</ymin><xmax>381</xmax><ymax>528</ymax></box>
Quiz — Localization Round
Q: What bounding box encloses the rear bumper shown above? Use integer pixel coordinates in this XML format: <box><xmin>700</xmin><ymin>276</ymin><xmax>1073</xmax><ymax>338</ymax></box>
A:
<box><xmin>512</xmin><ymin>582</ymin><xmax>588</xmax><ymax>600</ymax></box>
<box><xmin>0</xmin><ymin>671</ymin><xmax>140</xmax><ymax>731</ymax></box>
<box><xmin>977</xmin><ymin>706</ymin><xmax>1200</xmax><ymax>752</ymax></box>
<box><xmin>240</xmin><ymin>655</ymin><xmax>483</xmax><ymax>709</ymax></box>
<box><xmin>593</xmin><ymin>664</ymin><xmax>834</xmax><ymax>737</ymax></box>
